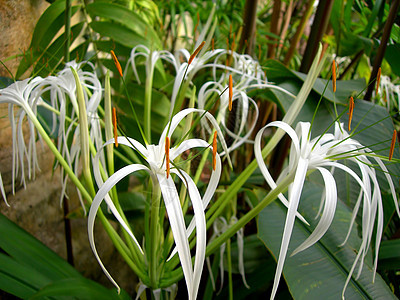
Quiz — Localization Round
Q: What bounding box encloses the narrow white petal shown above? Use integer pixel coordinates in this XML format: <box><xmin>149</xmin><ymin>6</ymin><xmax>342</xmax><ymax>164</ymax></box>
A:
<box><xmin>254</xmin><ymin>122</ymin><xmax>308</xmax><ymax>225</ymax></box>
<box><xmin>88</xmin><ymin>165</ymin><xmax>147</xmax><ymax>292</ymax></box>
<box><xmin>0</xmin><ymin>173</ymin><xmax>9</xmax><ymax>206</ymax></box>
<box><xmin>172</xmin><ymin>170</ymin><xmax>206</xmax><ymax>300</ymax></box>
<box><xmin>157</xmin><ymin>174</ymin><xmax>193</xmax><ymax>299</ymax></box>
<box><xmin>291</xmin><ymin>167</ymin><xmax>337</xmax><ymax>256</ymax></box>
<box><xmin>271</xmin><ymin>158</ymin><xmax>309</xmax><ymax>300</ymax></box>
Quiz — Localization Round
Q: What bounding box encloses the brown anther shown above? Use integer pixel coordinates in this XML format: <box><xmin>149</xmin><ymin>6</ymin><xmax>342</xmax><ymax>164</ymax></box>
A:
<box><xmin>229</xmin><ymin>74</ymin><xmax>233</xmax><ymax>111</ymax></box>
<box><xmin>348</xmin><ymin>97</ymin><xmax>354</xmax><ymax>131</ymax></box>
<box><xmin>188</xmin><ymin>41</ymin><xmax>205</xmax><ymax>65</ymax></box>
<box><xmin>193</xmin><ymin>12</ymin><xmax>200</xmax><ymax>35</ymax></box>
<box><xmin>389</xmin><ymin>129</ymin><xmax>397</xmax><ymax>161</ymax></box>
<box><xmin>212</xmin><ymin>38</ymin><xmax>215</xmax><ymax>51</ymax></box>
<box><xmin>376</xmin><ymin>67</ymin><xmax>381</xmax><ymax>95</ymax></box>
<box><xmin>332</xmin><ymin>60</ymin><xmax>336</xmax><ymax>93</ymax></box>
<box><xmin>212</xmin><ymin>131</ymin><xmax>217</xmax><ymax>171</ymax></box>
<box><xmin>112</xmin><ymin>107</ymin><xmax>118</xmax><ymax>147</ymax></box>
<box><xmin>165</xmin><ymin>136</ymin><xmax>170</xmax><ymax>178</ymax></box>
<box><xmin>110</xmin><ymin>50</ymin><xmax>123</xmax><ymax>77</ymax></box>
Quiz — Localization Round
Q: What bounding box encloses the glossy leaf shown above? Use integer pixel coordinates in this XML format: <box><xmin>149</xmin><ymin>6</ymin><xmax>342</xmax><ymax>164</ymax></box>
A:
<box><xmin>86</xmin><ymin>2</ymin><xmax>161</xmax><ymax>48</ymax></box>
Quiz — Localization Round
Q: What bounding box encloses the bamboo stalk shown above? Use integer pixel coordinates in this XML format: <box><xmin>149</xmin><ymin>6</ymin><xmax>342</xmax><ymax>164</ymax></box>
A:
<box><xmin>364</xmin><ymin>0</ymin><xmax>400</xmax><ymax>101</ymax></box>
<box><xmin>268</xmin><ymin>0</ymin><xmax>282</xmax><ymax>59</ymax></box>
<box><xmin>299</xmin><ymin>0</ymin><xmax>333</xmax><ymax>73</ymax></box>
<box><xmin>284</xmin><ymin>0</ymin><xmax>315</xmax><ymax>66</ymax></box>
<box><xmin>238</xmin><ymin>0</ymin><xmax>259</xmax><ymax>55</ymax></box>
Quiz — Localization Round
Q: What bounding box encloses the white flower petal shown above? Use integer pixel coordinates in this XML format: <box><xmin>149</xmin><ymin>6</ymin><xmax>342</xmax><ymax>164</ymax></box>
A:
<box><xmin>157</xmin><ymin>174</ymin><xmax>194</xmax><ymax>299</ymax></box>
<box><xmin>271</xmin><ymin>157</ymin><xmax>309</xmax><ymax>300</ymax></box>
<box><xmin>291</xmin><ymin>167</ymin><xmax>337</xmax><ymax>256</ymax></box>
<box><xmin>88</xmin><ymin>164</ymin><xmax>147</xmax><ymax>293</ymax></box>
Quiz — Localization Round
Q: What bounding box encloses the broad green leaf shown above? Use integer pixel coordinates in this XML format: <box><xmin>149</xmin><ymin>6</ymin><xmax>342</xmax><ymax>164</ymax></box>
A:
<box><xmin>0</xmin><ymin>254</ymin><xmax>44</xmax><ymax>298</ymax></box>
<box><xmin>0</xmin><ymin>213</ymin><xmax>80</xmax><ymax>280</ymax></box>
<box><xmin>17</xmin><ymin>17</ymin><xmax>82</xmax><ymax>78</ymax></box>
<box><xmin>378</xmin><ymin>239</ymin><xmax>400</xmax><ymax>270</ymax></box>
<box><xmin>86</xmin><ymin>2</ymin><xmax>161</xmax><ymax>48</ymax></box>
<box><xmin>90</xmin><ymin>21</ymin><xmax>149</xmax><ymax>48</ymax></box>
<box><xmin>258</xmin><ymin>183</ymin><xmax>397</xmax><ymax>299</ymax></box>
<box><xmin>30</xmin><ymin>278</ymin><xmax>130</xmax><ymax>300</ymax></box>
<box><xmin>385</xmin><ymin>44</ymin><xmax>400</xmax><ymax>77</ymax></box>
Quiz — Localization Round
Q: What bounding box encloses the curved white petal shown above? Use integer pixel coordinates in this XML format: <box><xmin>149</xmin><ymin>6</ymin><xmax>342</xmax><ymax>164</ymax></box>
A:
<box><xmin>157</xmin><ymin>174</ymin><xmax>194</xmax><ymax>299</ymax></box>
<box><xmin>271</xmin><ymin>158</ymin><xmax>309</xmax><ymax>300</ymax></box>
<box><xmin>291</xmin><ymin>167</ymin><xmax>337</xmax><ymax>256</ymax></box>
<box><xmin>172</xmin><ymin>169</ymin><xmax>206</xmax><ymax>300</ymax></box>
<box><xmin>88</xmin><ymin>164</ymin><xmax>147</xmax><ymax>292</ymax></box>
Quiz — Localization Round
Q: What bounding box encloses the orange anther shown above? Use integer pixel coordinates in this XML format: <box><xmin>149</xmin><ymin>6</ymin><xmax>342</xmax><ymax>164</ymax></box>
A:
<box><xmin>165</xmin><ymin>136</ymin><xmax>170</xmax><ymax>178</ymax></box>
<box><xmin>212</xmin><ymin>131</ymin><xmax>217</xmax><ymax>171</ymax></box>
<box><xmin>112</xmin><ymin>107</ymin><xmax>118</xmax><ymax>147</ymax></box>
<box><xmin>389</xmin><ymin>129</ymin><xmax>397</xmax><ymax>161</ymax></box>
<box><xmin>229</xmin><ymin>75</ymin><xmax>233</xmax><ymax>111</ymax></box>
<box><xmin>376</xmin><ymin>67</ymin><xmax>381</xmax><ymax>95</ymax></box>
<box><xmin>348</xmin><ymin>97</ymin><xmax>354</xmax><ymax>131</ymax></box>
<box><xmin>193</xmin><ymin>12</ymin><xmax>200</xmax><ymax>35</ymax></box>
<box><xmin>110</xmin><ymin>50</ymin><xmax>123</xmax><ymax>77</ymax></box>
<box><xmin>189</xmin><ymin>41</ymin><xmax>205</xmax><ymax>65</ymax></box>
<box><xmin>332</xmin><ymin>60</ymin><xmax>336</xmax><ymax>93</ymax></box>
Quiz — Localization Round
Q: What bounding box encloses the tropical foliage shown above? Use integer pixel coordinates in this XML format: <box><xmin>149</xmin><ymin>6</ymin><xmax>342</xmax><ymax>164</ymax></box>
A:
<box><xmin>1</xmin><ymin>0</ymin><xmax>399</xmax><ymax>299</ymax></box>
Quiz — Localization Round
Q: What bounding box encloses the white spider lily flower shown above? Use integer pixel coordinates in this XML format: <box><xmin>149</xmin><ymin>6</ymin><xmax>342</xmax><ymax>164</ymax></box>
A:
<box><xmin>197</xmin><ymin>76</ymin><xmax>294</xmax><ymax>156</ymax></box>
<box><xmin>0</xmin><ymin>77</ymin><xmax>43</xmax><ymax>202</ymax></box>
<box><xmin>89</xmin><ymin>108</ymin><xmax>227</xmax><ymax>299</ymax></box>
<box><xmin>34</xmin><ymin>61</ymin><xmax>103</xmax><ymax>204</ymax></box>
<box><xmin>135</xmin><ymin>282</ymin><xmax>177</xmax><ymax>300</ymax></box>
<box><xmin>375</xmin><ymin>75</ymin><xmax>400</xmax><ymax>112</ymax></box>
<box><xmin>254</xmin><ymin>121</ymin><xmax>387</xmax><ymax>300</ymax></box>
<box><xmin>330</xmin><ymin>123</ymin><xmax>399</xmax><ymax>297</ymax></box>
<box><xmin>206</xmin><ymin>216</ymin><xmax>249</xmax><ymax>293</ymax></box>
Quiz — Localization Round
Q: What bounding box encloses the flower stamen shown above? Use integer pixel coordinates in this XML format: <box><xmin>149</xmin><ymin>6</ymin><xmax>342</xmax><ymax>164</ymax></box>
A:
<box><xmin>229</xmin><ymin>74</ymin><xmax>233</xmax><ymax>111</ymax></box>
<box><xmin>212</xmin><ymin>38</ymin><xmax>215</xmax><ymax>51</ymax></box>
<box><xmin>189</xmin><ymin>41</ymin><xmax>205</xmax><ymax>65</ymax></box>
<box><xmin>212</xmin><ymin>131</ymin><xmax>217</xmax><ymax>171</ymax></box>
<box><xmin>389</xmin><ymin>129</ymin><xmax>397</xmax><ymax>161</ymax></box>
<box><xmin>332</xmin><ymin>60</ymin><xmax>336</xmax><ymax>93</ymax></box>
<box><xmin>110</xmin><ymin>50</ymin><xmax>123</xmax><ymax>77</ymax></box>
<box><xmin>112</xmin><ymin>107</ymin><xmax>118</xmax><ymax>147</ymax></box>
<box><xmin>348</xmin><ymin>97</ymin><xmax>354</xmax><ymax>131</ymax></box>
<box><xmin>376</xmin><ymin>67</ymin><xmax>381</xmax><ymax>95</ymax></box>
<box><xmin>165</xmin><ymin>136</ymin><xmax>170</xmax><ymax>178</ymax></box>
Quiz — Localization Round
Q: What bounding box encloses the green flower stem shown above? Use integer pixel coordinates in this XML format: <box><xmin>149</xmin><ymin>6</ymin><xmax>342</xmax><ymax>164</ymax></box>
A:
<box><xmin>26</xmin><ymin>108</ymin><xmax>146</xmax><ymax>274</ymax></box>
<box><xmin>149</xmin><ymin>178</ymin><xmax>162</xmax><ymax>287</ymax></box>
<box><xmin>227</xmin><ymin>238</ymin><xmax>233</xmax><ymax>300</ymax></box>
<box><xmin>144</xmin><ymin>55</ymin><xmax>154</xmax><ymax>144</ymax></box>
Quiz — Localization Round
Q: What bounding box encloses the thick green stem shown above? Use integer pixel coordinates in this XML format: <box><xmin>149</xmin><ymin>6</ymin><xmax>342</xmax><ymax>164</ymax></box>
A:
<box><xmin>149</xmin><ymin>178</ymin><xmax>162</xmax><ymax>287</ymax></box>
<box><xmin>145</xmin><ymin>56</ymin><xmax>154</xmax><ymax>143</ymax></box>
<box><xmin>64</xmin><ymin>0</ymin><xmax>71</xmax><ymax>63</ymax></box>
<box><xmin>227</xmin><ymin>238</ymin><xmax>233</xmax><ymax>300</ymax></box>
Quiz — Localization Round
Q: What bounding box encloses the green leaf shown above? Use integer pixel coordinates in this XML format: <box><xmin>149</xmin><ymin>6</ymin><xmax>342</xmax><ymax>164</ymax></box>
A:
<box><xmin>90</xmin><ymin>21</ymin><xmax>149</xmax><ymax>48</ymax></box>
<box><xmin>30</xmin><ymin>278</ymin><xmax>130</xmax><ymax>300</ymax></box>
<box><xmin>0</xmin><ymin>213</ymin><xmax>80</xmax><ymax>280</ymax></box>
<box><xmin>385</xmin><ymin>44</ymin><xmax>400</xmax><ymax>77</ymax></box>
<box><xmin>258</xmin><ymin>183</ymin><xmax>397</xmax><ymax>299</ymax></box>
<box><xmin>378</xmin><ymin>239</ymin><xmax>400</xmax><ymax>270</ymax></box>
<box><xmin>30</xmin><ymin>0</ymin><xmax>67</xmax><ymax>49</ymax></box>
<box><xmin>86</xmin><ymin>2</ymin><xmax>161</xmax><ymax>48</ymax></box>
